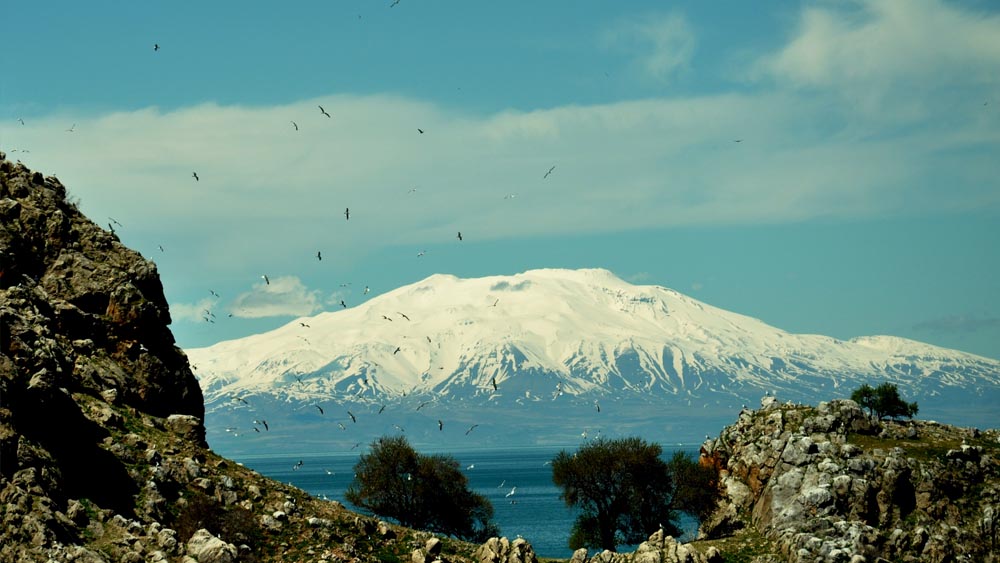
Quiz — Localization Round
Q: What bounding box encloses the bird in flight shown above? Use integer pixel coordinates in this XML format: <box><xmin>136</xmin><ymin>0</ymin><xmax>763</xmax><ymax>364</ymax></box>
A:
<box><xmin>299</xmin><ymin>322</ymin><xmax>310</xmax><ymax>328</ymax></box>
<box><xmin>378</xmin><ymin>404</ymin><xmax>386</xmax><ymax>414</ymax></box>
<box><xmin>317</xmin><ymin>251</ymin><xmax>322</xmax><ymax>261</ymax></box>
<box><xmin>457</xmin><ymin>232</ymin><xmax>463</xmax><ymax>241</ymax></box>
<box><xmin>340</xmin><ymin>300</ymin><xmax>347</xmax><ymax>308</ymax></box>
<box><xmin>465</xmin><ymin>424</ymin><xmax>479</xmax><ymax>435</ymax></box>
<box><xmin>348</xmin><ymin>411</ymin><xmax>357</xmax><ymax>423</ymax></box>
<box><xmin>393</xmin><ymin>424</ymin><xmax>405</xmax><ymax>432</ymax></box>
<box><xmin>417</xmin><ymin>250</ymin><xmax>426</xmax><ymax>257</ymax></box>
<box><xmin>319</xmin><ymin>105</ymin><xmax>331</xmax><ymax>118</ymax></box>
<box><xmin>390</xmin><ymin>0</ymin><xmax>400</xmax><ymax>6</ymax></box>
<box><xmin>262</xmin><ymin>274</ymin><xmax>270</xmax><ymax>285</ymax></box>
<box><xmin>210</xmin><ymin>289</ymin><xmax>220</xmax><ymax>297</ymax></box>
<box><xmin>491</xmin><ymin>377</ymin><xmax>498</xmax><ymax>391</ymax></box>
<box><xmin>416</xmin><ymin>401</ymin><xmax>430</xmax><ymax>411</ymax></box>
<box><xmin>382</xmin><ymin>315</ymin><xmax>393</xmax><ymax>321</ymax></box>
<box><xmin>733</xmin><ymin>139</ymin><xmax>743</xmax><ymax>143</ymax></box>
<box><xmin>543</xmin><ymin>165</ymin><xmax>555</xmax><ymax>179</ymax></box>
<box><xmin>109</xmin><ymin>217</ymin><xmax>123</xmax><ymax>228</ymax></box>
<box><xmin>315</xmin><ymin>405</ymin><xmax>325</xmax><ymax>414</ymax></box>
<box><xmin>158</xmin><ymin>245</ymin><xmax>165</xmax><ymax>252</ymax></box>
<box><xmin>344</xmin><ymin>208</ymin><xmax>350</xmax><ymax>220</ymax></box>
<box><xmin>66</xmin><ymin>124</ymin><xmax>76</xmax><ymax>133</ymax></box>
<box><xmin>291</xmin><ymin>121</ymin><xmax>299</xmax><ymax>131</ymax></box>
<box><xmin>506</xmin><ymin>486</ymin><xmax>517</xmax><ymax>498</ymax></box>
<box><xmin>595</xmin><ymin>401</ymin><xmax>601</xmax><ymax>413</ymax></box>
<box><xmin>153</xmin><ymin>44</ymin><xmax>159</xmax><ymax>51</ymax></box>
<box><xmin>17</xmin><ymin>118</ymin><xmax>25</xmax><ymax>125</ymax></box>
<box><xmin>393</xmin><ymin>346</ymin><xmax>401</xmax><ymax>355</ymax></box>
<box><xmin>364</xmin><ymin>286</ymin><xmax>370</xmax><ymax>294</ymax></box>
<box><xmin>398</xmin><ymin>312</ymin><xmax>410</xmax><ymax>321</ymax></box>
<box><xmin>417</xmin><ymin>128</ymin><xmax>424</xmax><ymax>134</ymax></box>
<box><xmin>192</xmin><ymin>172</ymin><xmax>199</xmax><ymax>181</ymax></box>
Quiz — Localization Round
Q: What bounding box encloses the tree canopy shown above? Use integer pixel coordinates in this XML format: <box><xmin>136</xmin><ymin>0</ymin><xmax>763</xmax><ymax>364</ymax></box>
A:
<box><xmin>851</xmin><ymin>382</ymin><xmax>918</xmax><ymax>420</ymax></box>
<box><xmin>551</xmin><ymin>437</ymin><xmax>719</xmax><ymax>552</ymax></box>
<box><xmin>345</xmin><ymin>435</ymin><xmax>498</xmax><ymax>542</ymax></box>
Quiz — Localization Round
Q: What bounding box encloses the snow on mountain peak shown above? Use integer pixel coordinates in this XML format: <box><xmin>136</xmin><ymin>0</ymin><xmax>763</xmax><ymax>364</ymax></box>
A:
<box><xmin>187</xmin><ymin>268</ymin><xmax>1000</xmax><ymax>450</ymax></box>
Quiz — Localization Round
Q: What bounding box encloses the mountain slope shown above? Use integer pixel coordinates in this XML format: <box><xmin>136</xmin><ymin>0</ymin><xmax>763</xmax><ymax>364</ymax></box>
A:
<box><xmin>186</xmin><ymin>269</ymin><xmax>1000</xmax><ymax>453</ymax></box>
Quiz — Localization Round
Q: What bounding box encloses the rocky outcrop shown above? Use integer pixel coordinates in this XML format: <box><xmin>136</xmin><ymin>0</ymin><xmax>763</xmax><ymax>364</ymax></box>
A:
<box><xmin>700</xmin><ymin>397</ymin><xmax>1000</xmax><ymax>562</ymax></box>
<box><xmin>0</xmin><ymin>153</ymin><xmax>534</xmax><ymax>563</ymax></box>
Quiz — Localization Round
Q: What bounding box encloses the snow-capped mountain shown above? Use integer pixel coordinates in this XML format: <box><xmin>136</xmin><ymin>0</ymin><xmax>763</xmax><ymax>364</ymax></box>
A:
<box><xmin>186</xmin><ymin>268</ymin><xmax>1000</xmax><ymax>454</ymax></box>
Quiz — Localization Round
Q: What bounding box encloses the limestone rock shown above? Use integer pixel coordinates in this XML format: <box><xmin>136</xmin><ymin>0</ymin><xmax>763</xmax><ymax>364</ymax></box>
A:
<box><xmin>185</xmin><ymin>528</ymin><xmax>237</xmax><ymax>563</ymax></box>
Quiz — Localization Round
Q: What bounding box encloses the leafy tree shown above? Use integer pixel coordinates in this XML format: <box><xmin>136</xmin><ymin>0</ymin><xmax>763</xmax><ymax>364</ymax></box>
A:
<box><xmin>551</xmin><ymin>437</ymin><xmax>719</xmax><ymax>552</ymax></box>
<box><xmin>345</xmin><ymin>436</ymin><xmax>498</xmax><ymax>542</ymax></box>
<box><xmin>851</xmin><ymin>383</ymin><xmax>918</xmax><ymax>420</ymax></box>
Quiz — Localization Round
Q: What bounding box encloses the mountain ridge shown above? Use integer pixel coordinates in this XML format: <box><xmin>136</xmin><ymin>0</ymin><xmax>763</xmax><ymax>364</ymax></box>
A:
<box><xmin>186</xmin><ymin>268</ymin><xmax>1000</xmax><ymax>454</ymax></box>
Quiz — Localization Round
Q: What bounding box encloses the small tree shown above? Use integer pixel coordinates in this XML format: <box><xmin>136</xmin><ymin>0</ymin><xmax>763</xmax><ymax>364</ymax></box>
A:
<box><xmin>852</xmin><ymin>382</ymin><xmax>918</xmax><ymax>420</ymax></box>
<box><xmin>345</xmin><ymin>436</ymin><xmax>498</xmax><ymax>542</ymax></box>
<box><xmin>551</xmin><ymin>437</ymin><xmax>719</xmax><ymax>552</ymax></box>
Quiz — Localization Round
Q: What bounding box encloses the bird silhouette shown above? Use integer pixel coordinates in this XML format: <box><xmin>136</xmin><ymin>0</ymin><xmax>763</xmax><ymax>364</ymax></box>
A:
<box><xmin>319</xmin><ymin>105</ymin><xmax>331</xmax><ymax>118</ymax></box>
<box><xmin>153</xmin><ymin>44</ymin><xmax>159</xmax><ymax>51</ymax></box>
<box><xmin>438</xmin><ymin>419</ymin><xmax>443</xmax><ymax>431</ymax></box>
<box><xmin>192</xmin><ymin>172</ymin><xmax>199</xmax><ymax>181</ymax></box>
<box><xmin>378</xmin><ymin>404</ymin><xmax>386</xmax><ymax>414</ymax></box>
<box><xmin>393</xmin><ymin>346</ymin><xmax>401</xmax><ymax>355</ymax></box>
<box><xmin>382</xmin><ymin>315</ymin><xmax>393</xmax><ymax>321</ymax></box>
<box><xmin>340</xmin><ymin>300</ymin><xmax>347</xmax><ymax>308</ymax></box>
<box><xmin>417</xmin><ymin>128</ymin><xmax>424</xmax><ymax>134</ymax></box>
<box><xmin>491</xmin><ymin>377</ymin><xmax>498</xmax><ymax>391</ymax></box>
<box><xmin>348</xmin><ymin>411</ymin><xmax>357</xmax><ymax>423</ymax></box>
<box><xmin>364</xmin><ymin>286</ymin><xmax>370</xmax><ymax>294</ymax></box>
<box><xmin>210</xmin><ymin>289</ymin><xmax>220</xmax><ymax>297</ymax></box>
<box><xmin>262</xmin><ymin>274</ymin><xmax>270</xmax><ymax>285</ymax></box>
<box><xmin>317</xmin><ymin>251</ymin><xmax>322</xmax><ymax>261</ymax></box>
<box><xmin>457</xmin><ymin>231</ymin><xmax>463</xmax><ymax>241</ymax></box>
<box><xmin>398</xmin><ymin>312</ymin><xmax>410</xmax><ymax>321</ymax></box>
<box><xmin>299</xmin><ymin>322</ymin><xmax>310</xmax><ymax>328</ymax></box>
<box><xmin>465</xmin><ymin>424</ymin><xmax>479</xmax><ymax>435</ymax></box>
<box><xmin>17</xmin><ymin>118</ymin><xmax>25</xmax><ymax>125</ymax></box>
<box><xmin>344</xmin><ymin>208</ymin><xmax>350</xmax><ymax>220</ymax></box>
<box><xmin>315</xmin><ymin>405</ymin><xmax>324</xmax><ymax>414</ymax></box>
<box><xmin>291</xmin><ymin>121</ymin><xmax>299</xmax><ymax>130</ymax></box>
<box><xmin>543</xmin><ymin>165</ymin><xmax>555</xmax><ymax>179</ymax></box>
<box><xmin>158</xmin><ymin>245</ymin><xmax>165</xmax><ymax>252</ymax></box>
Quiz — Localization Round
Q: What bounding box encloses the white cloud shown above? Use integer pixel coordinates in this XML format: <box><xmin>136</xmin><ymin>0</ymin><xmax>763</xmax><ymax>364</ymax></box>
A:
<box><xmin>602</xmin><ymin>13</ymin><xmax>696</xmax><ymax>81</ymax></box>
<box><xmin>229</xmin><ymin>276</ymin><xmax>324</xmax><ymax>319</ymax></box>
<box><xmin>759</xmin><ymin>0</ymin><xmax>1000</xmax><ymax>109</ymax></box>
<box><xmin>170</xmin><ymin>297</ymin><xmax>221</xmax><ymax>323</ymax></box>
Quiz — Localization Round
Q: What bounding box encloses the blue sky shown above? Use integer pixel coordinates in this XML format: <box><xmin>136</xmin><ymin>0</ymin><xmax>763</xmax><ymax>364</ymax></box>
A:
<box><xmin>2</xmin><ymin>0</ymin><xmax>999</xmax><ymax>359</ymax></box>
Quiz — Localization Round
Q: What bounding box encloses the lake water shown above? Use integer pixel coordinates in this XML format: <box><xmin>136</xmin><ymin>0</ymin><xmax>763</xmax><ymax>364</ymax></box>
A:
<box><xmin>237</xmin><ymin>445</ymin><xmax>699</xmax><ymax>559</ymax></box>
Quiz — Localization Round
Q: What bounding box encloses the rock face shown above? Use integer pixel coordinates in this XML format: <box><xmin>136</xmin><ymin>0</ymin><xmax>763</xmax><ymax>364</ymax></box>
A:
<box><xmin>700</xmin><ymin>397</ymin><xmax>1000</xmax><ymax>562</ymax></box>
<box><xmin>0</xmin><ymin>154</ymin><xmax>540</xmax><ymax>563</ymax></box>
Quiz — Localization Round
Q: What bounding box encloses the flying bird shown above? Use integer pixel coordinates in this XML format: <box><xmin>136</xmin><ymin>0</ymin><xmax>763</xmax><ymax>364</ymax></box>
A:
<box><xmin>733</xmin><ymin>139</ymin><xmax>743</xmax><ymax>143</ymax></box>
<box><xmin>291</xmin><ymin>121</ymin><xmax>299</xmax><ymax>130</ymax></box>
<box><xmin>299</xmin><ymin>322</ymin><xmax>310</xmax><ymax>328</ymax></box>
<box><xmin>398</xmin><ymin>312</ymin><xmax>410</xmax><ymax>321</ymax></box>
<box><xmin>192</xmin><ymin>172</ymin><xmax>199</xmax><ymax>181</ymax></box>
<box><xmin>319</xmin><ymin>105</ymin><xmax>331</xmax><ymax>118</ymax></box>
<box><xmin>344</xmin><ymin>208</ymin><xmax>350</xmax><ymax>220</ymax></box>
<box><xmin>348</xmin><ymin>411</ymin><xmax>357</xmax><ymax>423</ymax></box>
<box><xmin>491</xmin><ymin>377</ymin><xmax>498</xmax><ymax>391</ymax></box>
<box><xmin>382</xmin><ymin>315</ymin><xmax>393</xmax><ymax>321</ymax></box>
<box><xmin>465</xmin><ymin>424</ymin><xmax>479</xmax><ymax>435</ymax></box>
<box><xmin>417</xmin><ymin>128</ymin><xmax>424</xmax><ymax>134</ymax></box>
<box><xmin>506</xmin><ymin>486</ymin><xmax>517</xmax><ymax>498</ymax></box>
<box><xmin>66</xmin><ymin>123</ymin><xmax>76</xmax><ymax>133</ymax></box>
<box><xmin>426</xmin><ymin>336</ymin><xmax>431</xmax><ymax>343</ymax></box>
<box><xmin>393</xmin><ymin>346</ymin><xmax>401</xmax><ymax>355</ymax></box>
<box><xmin>340</xmin><ymin>300</ymin><xmax>347</xmax><ymax>308</ymax></box>
<box><xmin>158</xmin><ymin>245</ymin><xmax>165</xmax><ymax>252</ymax></box>
<box><xmin>595</xmin><ymin>401</ymin><xmax>601</xmax><ymax>413</ymax></box>
<box><xmin>314</xmin><ymin>405</ymin><xmax>324</xmax><ymax>415</ymax></box>
<box><xmin>390</xmin><ymin>0</ymin><xmax>400</xmax><ymax>6</ymax></box>
<box><xmin>17</xmin><ymin>118</ymin><xmax>25</xmax><ymax>125</ymax></box>
<box><xmin>438</xmin><ymin>419</ymin><xmax>443</xmax><ymax>431</ymax></box>
<box><xmin>337</xmin><ymin>422</ymin><xmax>346</xmax><ymax>430</ymax></box>
<box><xmin>393</xmin><ymin>424</ymin><xmax>405</xmax><ymax>432</ymax></box>
<box><xmin>457</xmin><ymin>231</ymin><xmax>463</xmax><ymax>241</ymax></box>
<box><xmin>416</xmin><ymin>401</ymin><xmax>430</xmax><ymax>411</ymax></box>
<box><xmin>378</xmin><ymin>404</ymin><xmax>386</xmax><ymax>414</ymax></box>
<box><xmin>153</xmin><ymin>43</ymin><xmax>159</xmax><ymax>51</ymax></box>
<box><xmin>364</xmin><ymin>286</ymin><xmax>370</xmax><ymax>294</ymax></box>
<box><xmin>210</xmin><ymin>289</ymin><xmax>220</xmax><ymax>297</ymax></box>
<box><xmin>317</xmin><ymin>251</ymin><xmax>322</xmax><ymax>261</ymax></box>
<box><xmin>417</xmin><ymin>250</ymin><xmax>426</xmax><ymax>257</ymax></box>
<box><xmin>262</xmin><ymin>274</ymin><xmax>270</xmax><ymax>285</ymax></box>
<box><xmin>543</xmin><ymin>165</ymin><xmax>555</xmax><ymax>179</ymax></box>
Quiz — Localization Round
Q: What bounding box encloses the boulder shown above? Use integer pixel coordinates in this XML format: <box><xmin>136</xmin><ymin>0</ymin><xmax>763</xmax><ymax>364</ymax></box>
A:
<box><xmin>185</xmin><ymin>529</ymin><xmax>236</xmax><ymax>563</ymax></box>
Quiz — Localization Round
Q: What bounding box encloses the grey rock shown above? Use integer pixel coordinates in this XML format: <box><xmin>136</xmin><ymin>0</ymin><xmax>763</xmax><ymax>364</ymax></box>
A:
<box><xmin>185</xmin><ymin>529</ymin><xmax>236</xmax><ymax>563</ymax></box>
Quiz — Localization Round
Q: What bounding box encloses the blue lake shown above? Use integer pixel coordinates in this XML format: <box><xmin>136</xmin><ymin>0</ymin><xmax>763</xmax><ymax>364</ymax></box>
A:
<box><xmin>236</xmin><ymin>445</ymin><xmax>699</xmax><ymax>559</ymax></box>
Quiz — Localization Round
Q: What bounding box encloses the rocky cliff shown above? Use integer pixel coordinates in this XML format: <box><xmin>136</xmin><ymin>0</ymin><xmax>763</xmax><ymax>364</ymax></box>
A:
<box><xmin>0</xmin><ymin>153</ymin><xmax>534</xmax><ymax>563</ymax></box>
<box><xmin>698</xmin><ymin>397</ymin><xmax>1000</xmax><ymax>562</ymax></box>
